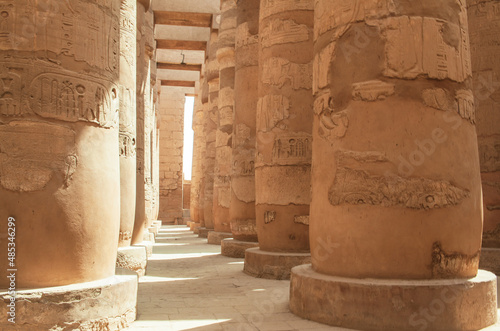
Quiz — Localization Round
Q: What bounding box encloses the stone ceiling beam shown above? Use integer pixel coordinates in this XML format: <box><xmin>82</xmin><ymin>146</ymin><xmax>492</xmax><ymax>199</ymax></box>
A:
<box><xmin>156</xmin><ymin>39</ymin><xmax>207</xmax><ymax>51</ymax></box>
<box><xmin>155</xmin><ymin>11</ymin><xmax>213</xmax><ymax>27</ymax></box>
<box><xmin>157</xmin><ymin>62</ymin><xmax>202</xmax><ymax>71</ymax></box>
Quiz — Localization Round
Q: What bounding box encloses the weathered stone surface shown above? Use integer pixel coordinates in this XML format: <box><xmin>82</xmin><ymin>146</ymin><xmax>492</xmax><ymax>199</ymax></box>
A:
<box><xmin>116</xmin><ymin>246</ymin><xmax>147</xmax><ymax>277</ymax></box>
<box><xmin>253</xmin><ymin>0</ymin><xmax>314</xmax><ymax>257</ymax></box>
<box><xmin>0</xmin><ymin>0</ymin><xmax>121</xmax><ymax>288</ymax></box>
<box><xmin>0</xmin><ymin>273</ymin><xmax>138</xmax><ymax>331</ymax></box>
<box><xmin>207</xmin><ymin>231</ymin><xmax>233</xmax><ymax>245</ymax></box>
<box><xmin>468</xmin><ymin>0</ymin><xmax>500</xmax><ymax>250</ymax></box>
<box><xmin>118</xmin><ymin>0</ymin><xmax>138</xmax><ymax>248</ymax></box>
<box><xmin>221</xmin><ymin>238</ymin><xmax>260</xmax><ymax>258</ymax></box>
<box><xmin>244</xmin><ymin>248</ymin><xmax>311</xmax><ymax>280</ymax></box>
<box><xmin>290</xmin><ymin>265</ymin><xmax>497</xmax><ymax>331</ymax></box>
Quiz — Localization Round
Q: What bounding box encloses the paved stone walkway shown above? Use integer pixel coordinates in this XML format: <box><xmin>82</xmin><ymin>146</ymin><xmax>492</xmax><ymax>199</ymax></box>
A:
<box><xmin>125</xmin><ymin>226</ymin><xmax>500</xmax><ymax>331</ymax></box>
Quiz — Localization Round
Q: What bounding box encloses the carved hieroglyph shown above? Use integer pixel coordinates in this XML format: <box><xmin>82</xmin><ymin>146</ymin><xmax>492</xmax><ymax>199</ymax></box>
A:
<box><xmin>309</xmin><ymin>0</ymin><xmax>483</xmax><ymax>280</ymax></box>
<box><xmin>228</xmin><ymin>0</ymin><xmax>260</xmax><ymax>242</ymax></box>
<box><xmin>0</xmin><ymin>0</ymin><xmax>120</xmax><ymax>288</ymax></box>
<box><xmin>255</xmin><ymin>0</ymin><xmax>313</xmax><ymax>252</ymax></box>
<box><xmin>118</xmin><ymin>0</ymin><xmax>137</xmax><ymax>247</ymax></box>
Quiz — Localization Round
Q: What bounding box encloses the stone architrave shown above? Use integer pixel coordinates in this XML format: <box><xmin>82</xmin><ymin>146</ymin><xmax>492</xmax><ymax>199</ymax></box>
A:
<box><xmin>290</xmin><ymin>1</ymin><xmax>498</xmax><ymax>330</ymax></box>
<box><xmin>209</xmin><ymin>0</ymin><xmax>237</xmax><ymax>245</ymax></box>
<box><xmin>244</xmin><ymin>0</ymin><xmax>314</xmax><ymax>279</ymax></box>
<box><xmin>132</xmin><ymin>1</ymin><xmax>155</xmax><ymax>245</ymax></box>
<box><xmin>118</xmin><ymin>0</ymin><xmax>137</xmax><ymax>248</ymax></box>
<box><xmin>0</xmin><ymin>0</ymin><xmax>121</xmax><ymax>289</ymax></box>
<box><xmin>222</xmin><ymin>0</ymin><xmax>261</xmax><ymax>258</ymax></box>
<box><xmin>202</xmin><ymin>30</ymin><xmax>220</xmax><ymax>233</ymax></box>
<box><xmin>468</xmin><ymin>0</ymin><xmax>500</xmax><ymax>275</ymax></box>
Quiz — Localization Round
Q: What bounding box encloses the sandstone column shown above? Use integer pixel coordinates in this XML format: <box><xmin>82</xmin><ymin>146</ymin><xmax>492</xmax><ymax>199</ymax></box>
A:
<box><xmin>0</xmin><ymin>0</ymin><xmax>137</xmax><ymax>328</ymax></box>
<box><xmin>115</xmin><ymin>0</ymin><xmax>148</xmax><ymax>277</ymax></box>
<box><xmin>199</xmin><ymin>30</ymin><xmax>220</xmax><ymax>237</ymax></box>
<box><xmin>290</xmin><ymin>1</ymin><xmax>497</xmax><ymax>330</ymax></box>
<box><xmin>222</xmin><ymin>0</ymin><xmax>260</xmax><ymax>258</ymax></box>
<box><xmin>190</xmin><ymin>95</ymin><xmax>205</xmax><ymax>226</ymax></box>
<box><xmin>468</xmin><ymin>0</ymin><xmax>500</xmax><ymax>275</ymax></box>
<box><xmin>158</xmin><ymin>87</ymin><xmax>185</xmax><ymax>224</ymax></box>
<box><xmin>118</xmin><ymin>0</ymin><xmax>137</xmax><ymax>247</ymax></box>
<box><xmin>243</xmin><ymin>0</ymin><xmax>314</xmax><ymax>279</ymax></box>
<box><xmin>131</xmin><ymin>0</ymin><xmax>155</xmax><ymax>255</ymax></box>
<box><xmin>209</xmin><ymin>0</ymin><xmax>237</xmax><ymax>245</ymax></box>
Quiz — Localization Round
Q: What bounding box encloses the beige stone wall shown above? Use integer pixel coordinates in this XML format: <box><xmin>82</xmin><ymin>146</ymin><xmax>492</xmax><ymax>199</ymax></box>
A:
<box><xmin>158</xmin><ymin>88</ymin><xmax>185</xmax><ymax>223</ymax></box>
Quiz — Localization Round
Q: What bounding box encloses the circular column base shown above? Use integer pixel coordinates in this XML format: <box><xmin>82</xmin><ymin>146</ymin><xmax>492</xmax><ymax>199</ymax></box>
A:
<box><xmin>290</xmin><ymin>264</ymin><xmax>498</xmax><ymax>331</ymax></box>
<box><xmin>192</xmin><ymin>223</ymin><xmax>202</xmax><ymax>234</ymax></box>
<box><xmin>207</xmin><ymin>231</ymin><xmax>233</xmax><ymax>245</ymax></box>
<box><xmin>189</xmin><ymin>222</ymin><xmax>200</xmax><ymax>231</ymax></box>
<box><xmin>152</xmin><ymin>220</ymin><xmax>162</xmax><ymax>232</ymax></box>
<box><xmin>187</xmin><ymin>221</ymin><xmax>194</xmax><ymax>228</ymax></box>
<box><xmin>198</xmin><ymin>227</ymin><xmax>211</xmax><ymax>238</ymax></box>
<box><xmin>244</xmin><ymin>248</ymin><xmax>311</xmax><ymax>280</ymax></box>
<box><xmin>116</xmin><ymin>246</ymin><xmax>148</xmax><ymax>277</ymax></box>
<box><xmin>221</xmin><ymin>238</ymin><xmax>259</xmax><ymax>258</ymax></box>
<box><xmin>480</xmin><ymin>248</ymin><xmax>500</xmax><ymax>276</ymax></box>
<box><xmin>134</xmin><ymin>241</ymin><xmax>154</xmax><ymax>258</ymax></box>
<box><xmin>0</xmin><ymin>271</ymin><xmax>138</xmax><ymax>330</ymax></box>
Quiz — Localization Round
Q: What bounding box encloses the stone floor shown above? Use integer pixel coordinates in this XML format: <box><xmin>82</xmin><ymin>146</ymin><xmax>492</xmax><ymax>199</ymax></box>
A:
<box><xmin>125</xmin><ymin>226</ymin><xmax>500</xmax><ymax>331</ymax></box>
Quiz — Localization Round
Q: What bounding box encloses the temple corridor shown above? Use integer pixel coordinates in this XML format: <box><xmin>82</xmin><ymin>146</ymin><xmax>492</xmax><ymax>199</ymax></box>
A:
<box><xmin>126</xmin><ymin>225</ymin><xmax>338</xmax><ymax>331</ymax></box>
<box><xmin>125</xmin><ymin>226</ymin><xmax>500</xmax><ymax>331</ymax></box>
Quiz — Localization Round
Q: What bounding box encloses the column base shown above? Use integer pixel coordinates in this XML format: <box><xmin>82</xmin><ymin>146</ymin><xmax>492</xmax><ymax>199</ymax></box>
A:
<box><xmin>193</xmin><ymin>223</ymin><xmax>202</xmax><ymax>234</ymax></box>
<box><xmin>152</xmin><ymin>220</ymin><xmax>162</xmax><ymax>232</ymax></box>
<box><xmin>116</xmin><ymin>246</ymin><xmax>148</xmax><ymax>277</ymax></box>
<box><xmin>187</xmin><ymin>221</ymin><xmax>194</xmax><ymax>228</ymax></box>
<box><xmin>480</xmin><ymin>248</ymin><xmax>500</xmax><ymax>276</ymax></box>
<box><xmin>191</xmin><ymin>222</ymin><xmax>201</xmax><ymax>233</ymax></box>
<box><xmin>221</xmin><ymin>238</ymin><xmax>259</xmax><ymax>258</ymax></box>
<box><xmin>133</xmin><ymin>241</ymin><xmax>154</xmax><ymax>258</ymax></box>
<box><xmin>143</xmin><ymin>231</ymin><xmax>155</xmax><ymax>244</ymax></box>
<box><xmin>207</xmin><ymin>231</ymin><xmax>233</xmax><ymax>245</ymax></box>
<box><xmin>198</xmin><ymin>227</ymin><xmax>211</xmax><ymax>238</ymax></box>
<box><xmin>148</xmin><ymin>225</ymin><xmax>159</xmax><ymax>237</ymax></box>
<box><xmin>290</xmin><ymin>264</ymin><xmax>498</xmax><ymax>331</ymax></box>
<box><xmin>243</xmin><ymin>248</ymin><xmax>311</xmax><ymax>280</ymax></box>
<box><xmin>0</xmin><ymin>270</ymin><xmax>137</xmax><ymax>330</ymax></box>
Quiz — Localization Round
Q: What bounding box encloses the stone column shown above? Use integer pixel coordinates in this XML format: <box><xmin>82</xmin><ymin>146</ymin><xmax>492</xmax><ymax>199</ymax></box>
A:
<box><xmin>131</xmin><ymin>0</ymin><xmax>155</xmax><ymax>256</ymax></box>
<box><xmin>468</xmin><ymin>0</ymin><xmax>500</xmax><ymax>275</ymax></box>
<box><xmin>290</xmin><ymin>1</ymin><xmax>497</xmax><ymax>330</ymax></box>
<box><xmin>244</xmin><ymin>0</ymin><xmax>314</xmax><ymax>279</ymax></box>
<box><xmin>0</xmin><ymin>0</ymin><xmax>137</xmax><ymax>328</ymax></box>
<box><xmin>222</xmin><ymin>0</ymin><xmax>260</xmax><ymax>258</ymax></box>
<box><xmin>115</xmin><ymin>0</ymin><xmax>148</xmax><ymax>277</ymax></box>
<box><xmin>158</xmin><ymin>87</ymin><xmax>185</xmax><ymax>224</ymax></box>
<box><xmin>200</xmin><ymin>30</ymin><xmax>220</xmax><ymax>238</ymax></box>
<box><xmin>190</xmin><ymin>95</ymin><xmax>205</xmax><ymax>225</ymax></box>
<box><xmin>118</xmin><ymin>0</ymin><xmax>137</xmax><ymax>247</ymax></box>
<box><xmin>209</xmin><ymin>0</ymin><xmax>237</xmax><ymax>245</ymax></box>
<box><xmin>153</xmin><ymin>78</ymin><xmax>161</xmax><ymax>221</ymax></box>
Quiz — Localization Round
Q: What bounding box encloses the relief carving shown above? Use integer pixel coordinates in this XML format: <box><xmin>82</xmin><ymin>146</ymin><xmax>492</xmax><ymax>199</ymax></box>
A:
<box><xmin>455</xmin><ymin>89</ymin><xmax>475</xmax><ymax>124</ymax></box>
<box><xmin>260</xmin><ymin>0</ymin><xmax>313</xmax><ymax>20</ymax></box>
<box><xmin>119</xmin><ymin>132</ymin><xmax>136</xmax><ymax>157</ymax></box>
<box><xmin>352</xmin><ymin>80</ymin><xmax>395</xmax><ymax>101</ymax></box>
<box><xmin>235</xmin><ymin>23</ymin><xmax>258</xmax><ymax>49</ymax></box>
<box><xmin>329</xmin><ymin>167</ymin><xmax>470</xmax><ymax>210</ymax></box>
<box><xmin>261</xmin><ymin>57</ymin><xmax>312</xmax><ymax>90</ymax></box>
<box><xmin>422</xmin><ymin>88</ymin><xmax>454</xmax><ymax>111</ymax></box>
<box><xmin>479</xmin><ymin>142</ymin><xmax>500</xmax><ymax>172</ymax></box>
<box><xmin>315</xmin><ymin>92</ymin><xmax>349</xmax><ymax>142</ymax></box>
<box><xmin>260</xmin><ymin>19</ymin><xmax>309</xmax><ymax>49</ymax></box>
<box><xmin>294</xmin><ymin>215</ymin><xmax>309</xmax><ymax>225</ymax></box>
<box><xmin>383</xmin><ymin>16</ymin><xmax>472</xmax><ymax>83</ymax></box>
<box><xmin>264</xmin><ymin>211</ymin><xmax>276</xmax><ymax>224</ymax></box>
<box><xmin>257</xmin><ymin>95</ymin><xmax>290</xmax><ymax>132</ymax></box>
<box><xmin>431</xmin><ymin>242</ymin><xmax>480</xmax><ymax>279</ymax></box>
<box><xmin>272</xmin><ymin>133</ymin><xmax>312</xmax><ymax>165</ymax></box>
<box><xmin>31</xmin><ymin>73</ymin><xmax>118</xmax><ymax>127</ymax></box>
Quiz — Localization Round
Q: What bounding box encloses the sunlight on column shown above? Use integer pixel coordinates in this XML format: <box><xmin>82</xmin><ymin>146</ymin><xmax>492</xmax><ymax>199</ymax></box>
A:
<box><xmin>183</xmin><ymin>96</ymin><xmax>195</xmax><ymax>180</ymax></box>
